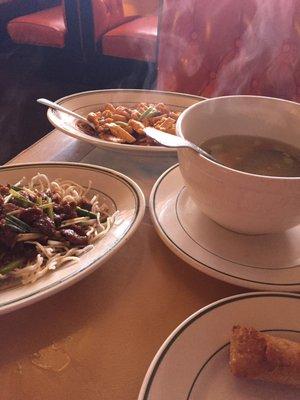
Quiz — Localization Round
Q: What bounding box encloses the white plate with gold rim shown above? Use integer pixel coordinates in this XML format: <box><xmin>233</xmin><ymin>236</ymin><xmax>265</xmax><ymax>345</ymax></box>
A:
<box><xmin>47</xmin><ymin>89</ymin><xmax>205</xmax><ymax>155</ymax></box>
<box><xmin>149</xmin><ymin>164</ymin><xmax>300</xmax><ymax>291</ymax></box>
<box><xmin>0</xmin><ymin>162</ymin><xmax>145</xmax><ymax>314</ymax></box>
<box><xmin>139</xmin><ymin>292</ymin><xmax>300</xmax><ymax>400</ymax></box>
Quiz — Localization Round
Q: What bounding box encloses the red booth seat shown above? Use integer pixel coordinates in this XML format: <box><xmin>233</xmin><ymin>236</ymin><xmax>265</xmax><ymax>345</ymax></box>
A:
<box><xmin>102</xmin><ymin>15</ymin><xmax>158</xmax><ymax>62</ymax></box>
<box><xmin>7</xmin><ymin>5</ymin><xmax>66</xmax><ymax>48</ymax></box>
<box><xmin>91</xmin><ymin>0</ymin><xmax>158</xmax><ymax>62</ymax></box>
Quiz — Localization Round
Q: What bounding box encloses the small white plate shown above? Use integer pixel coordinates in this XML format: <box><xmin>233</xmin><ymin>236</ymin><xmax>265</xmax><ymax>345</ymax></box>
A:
<box><xmin>139</xmin><ymin>292</ymin><xmax>300</xmax><ymax>400</ymax></box>
<box><xmin>47</xmin><ymin>89</ymin><xmax>205</xmax><ymax>155</ymax></box>
<box><xmin>150</xmin><ymin>164</ymin><xmax>300</xmax><ymax>291</ymax></box>
<box><xmin>0</xmin><ymin>162</ymin><xmax>145</xmax><ymax>314</ymax></box>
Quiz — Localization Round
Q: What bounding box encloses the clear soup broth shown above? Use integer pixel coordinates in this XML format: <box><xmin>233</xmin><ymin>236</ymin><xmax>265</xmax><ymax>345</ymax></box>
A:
<box><xmin>202</xmin><ymin>135</ymin><xmax>300</xmax><ymax>177</ymax></box>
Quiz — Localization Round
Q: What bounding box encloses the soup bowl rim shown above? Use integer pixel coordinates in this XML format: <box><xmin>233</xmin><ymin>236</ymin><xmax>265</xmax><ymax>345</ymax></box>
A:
<box><xmin>176</xmin><ymin>94</ymin><xmax>300</xmax><ymax>181</ymax></box>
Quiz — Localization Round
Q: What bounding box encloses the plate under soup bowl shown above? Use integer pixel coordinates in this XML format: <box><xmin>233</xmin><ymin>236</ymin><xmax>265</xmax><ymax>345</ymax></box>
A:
<box><xmin>177</xmin><ymin>95</ymin><xmax>300</xmax><ymax>234</ymax></box>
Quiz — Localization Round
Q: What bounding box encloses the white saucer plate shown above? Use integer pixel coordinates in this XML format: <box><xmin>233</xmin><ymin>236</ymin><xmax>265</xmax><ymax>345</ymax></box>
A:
<box><xmin>0</xmin><ymin>162</ymin><xmax>145</xmax><ymax>314</ymax></box>
<box><xmin>47</xmin><ymin>89</ymin><xmax>205</xmax><ymax>155</ymax></box>
<box><xmin>150</xmin><ymin>164</ymin><xmax>300</xmax><ymax>291</ymax></box>
<box><xmin>139</xmin><ymin>292</ymin><xmax>300</xmax><ymax>400</ymax></box>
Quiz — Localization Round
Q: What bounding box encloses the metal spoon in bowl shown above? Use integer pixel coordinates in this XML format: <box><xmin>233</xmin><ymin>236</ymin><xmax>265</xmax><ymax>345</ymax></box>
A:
<box><xmin>37</xmin><ymin>98</ymin><xmax>96</xmax><ymax>130</ymax></box>
<box><xmin>144</xmin><ymin>127</ymin><xmax>217</xmax><ymax>162</ymax></box>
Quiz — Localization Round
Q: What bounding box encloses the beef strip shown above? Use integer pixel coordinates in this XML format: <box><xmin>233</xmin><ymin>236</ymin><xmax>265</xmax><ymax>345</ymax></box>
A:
<box><xmin>0</xmin><ymin>185</ymin><xmax>9</xmax><ymax>196</ymax></box>
<box><xmin>0</xmin><ymin>242</ymin><xmax>36</xmax><ymax>266</ymax></box>
<box><xmin>54</xmin><ymin>202</ymin><xmax>77</xmax><ymax>220</ymax></box>
<box><xmin>78</xmin><ymin>198</ymin><xmax>92</xmax><ymax>211</ymax></box>
<box><xmin>0</xmin><ymin>202</ymin><xmax>24</xmax><ymax>219</ymax></box>
<box><xmin>0</xmin><ymin>221</ymin><xmax>17</xmax><ymax>248</ymax></box>
<box><xmin>19</xmin><ymin>207</ymin><xmax>56</xmax><ymax>236</ymax></box>
<box><xmin>51</xmin><ymin>193</ymin><xmax>62</xmax><ymax>204</ymax></box>
<box><xmin>60</xmin><ymin>228</ymin><xmax>88</xmax><ymax>246</ymax></box>
<box><xmin>3</xmin><ymin>203</ymin><xmax>22</xmax><ymax>213</ymax></box>
<box><xmin>67</xmin><ymin>224</ymin><xmax>87</xmax><ymax>236</ymax></box>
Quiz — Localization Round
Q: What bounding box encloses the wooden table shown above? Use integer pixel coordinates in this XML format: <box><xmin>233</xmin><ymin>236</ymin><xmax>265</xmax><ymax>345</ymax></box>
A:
<box><xmin>1</xmin><ymin>130</ymin><xmax>246</xmax><ymax>400</ymax></box>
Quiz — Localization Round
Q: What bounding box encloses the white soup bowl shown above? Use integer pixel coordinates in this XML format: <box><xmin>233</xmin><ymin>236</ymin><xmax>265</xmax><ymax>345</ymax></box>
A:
<box><xmin>177</xmin><ymin>96</ymin><xmax>300</xmax><ymax>234</ymax></box>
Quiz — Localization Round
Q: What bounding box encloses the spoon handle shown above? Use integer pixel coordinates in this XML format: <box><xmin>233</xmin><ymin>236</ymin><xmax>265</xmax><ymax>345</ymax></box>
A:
<box><xmin>144</xmin><ymin>127</ymin><xmax>215</xmax><ymax>161</ymax></box>
<box><xmin>37</xmin><ymin>98</ymin><xmax>89</xmax><ymax>123</ymax></box>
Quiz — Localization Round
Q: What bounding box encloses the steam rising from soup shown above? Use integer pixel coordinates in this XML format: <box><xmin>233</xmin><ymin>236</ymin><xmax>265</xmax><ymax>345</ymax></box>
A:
<box><xmin>202</xmin><ymin>135</ymin><xmax>300</xmax><ymax>177</ymax></box>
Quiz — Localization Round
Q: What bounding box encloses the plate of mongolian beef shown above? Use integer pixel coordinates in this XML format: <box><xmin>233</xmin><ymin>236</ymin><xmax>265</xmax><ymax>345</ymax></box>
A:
<box><xmin>0</xmin><ymin>162</ymin><xmax>145</xmax><ymax>314</ymax></box>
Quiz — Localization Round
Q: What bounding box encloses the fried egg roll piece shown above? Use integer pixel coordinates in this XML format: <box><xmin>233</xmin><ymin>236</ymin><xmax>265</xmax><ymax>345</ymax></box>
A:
<box><xmin>230</xmin><ymin>325</ymin><xmax>300</xmax><ymax>388</ymax></box>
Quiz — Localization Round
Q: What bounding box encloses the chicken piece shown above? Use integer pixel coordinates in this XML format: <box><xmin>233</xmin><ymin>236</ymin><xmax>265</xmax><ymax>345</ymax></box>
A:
<box><xmin>102</xmin><ymin>110</ymin><xmax>113</xmax><ymax>118</ymax></box>
<box><xmin>130</xmin><ymin>110</ymin><xmax>141</xmax><ymax>120</ymax></box>
<box><xmin>156</xmin><ymin>102</ymin><xmax>170</xmax><ymax>114</ymax></box>
<box><xmin>104</xmin><ymin>103</ymin><xmax>116</xmax><ymax>112</ymax></box>
<box><xmin>111</xmin><ymin>114</ymin><xmax>128</xmax><ymax>122</ymax></box>
<box><xmin>87</xmin><ymin>112</ymin><xmax>99</xmax><ymax>124</ymax></box>
<box><xmin>155</xmin><ymin>117</ymin><xmax>176</xmax><ymax>133</ymax></box>
<box><xmin>103</xmin><ymin>118</ymin><xmax>114</xmax><ymax>124</ymax></box>
<box><xmin>128</xmin><ymin>119</ymin><xmax>145</xmax><ymax>135</ymax></box>
<box><xmin>115</xmin><ymin>106</ymin><xmax>130</xmax><ymax>118</ymax></box>
<box><xmin>106</xmin><ymin>123</ymin><xmax>136</xmax><ymax>143</ymax></box>
<box><xmin>150</xmin><ymin>114</ymin><xmax>168</xmax><ymax>123</ymax></box>
<box><xmin>170</xmin><ymin>111</ymin><xmax>181</xmax><ymax>119</ymax></box>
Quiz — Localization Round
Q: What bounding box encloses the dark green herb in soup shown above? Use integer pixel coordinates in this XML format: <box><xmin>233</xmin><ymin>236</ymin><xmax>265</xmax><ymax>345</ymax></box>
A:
<box><xmin>202</xmin><ymin>135</ymin><xmax>300</xmax><ymax>177</ymax></box>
